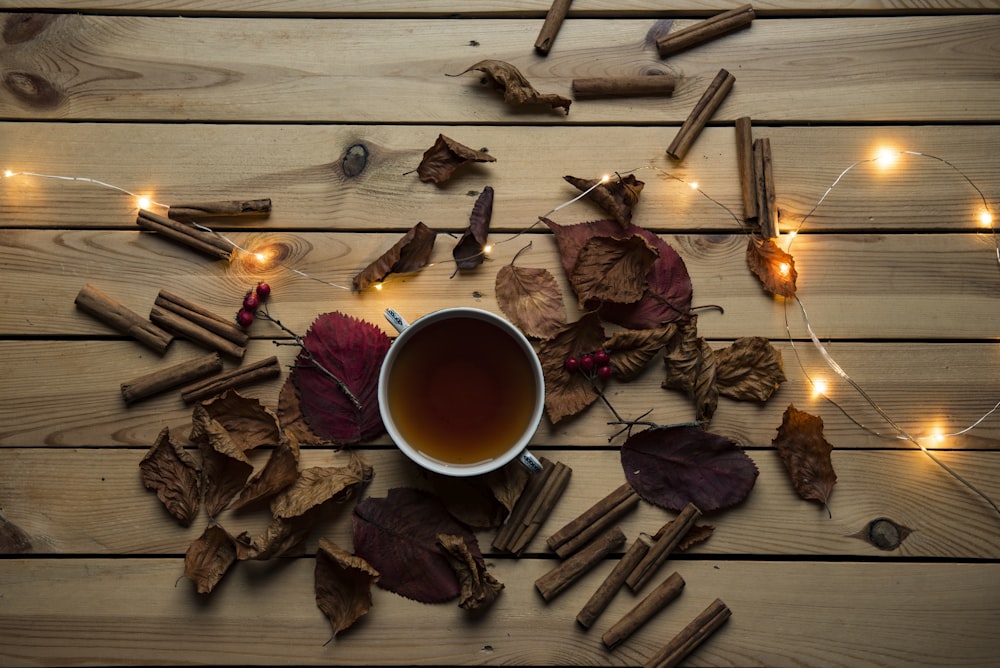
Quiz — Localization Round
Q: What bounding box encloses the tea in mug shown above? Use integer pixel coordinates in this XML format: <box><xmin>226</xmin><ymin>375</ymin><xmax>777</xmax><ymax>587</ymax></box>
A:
<box><xmin>385</xmin><ymin>316</ymin><xmax>538</xmax><ymax>466</ymax></box>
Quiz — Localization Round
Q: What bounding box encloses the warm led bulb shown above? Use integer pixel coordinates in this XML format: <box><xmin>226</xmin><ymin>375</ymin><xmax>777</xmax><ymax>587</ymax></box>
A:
<box><xmin>3</xmin><ymin>170</ymin><xmax>13</xmax><ymax>178</ymax></box>
<box><xmin>254</xmin><ymin>252</ymin><xmax>267</xmax><ymax>263</ymax></box>
<box><xmin>778</xmin><ymin>262</ymin><xmax>791</xmax><ymax>276</ymax></box>
<box><xmin>136</xmin><ymin>196</ymin><xmax>152</xmax><ymax>210</ymax></box>
<box><xmin>483</xmin><ymin>244</ymin><xmax>493</xmax><ymax>254</ymax></box>
<box><xmin>601</xmin><ymin>174</ymin><xmax>611</xmax><ymax>183</ymax></box>
<box><xmin>874</xmin><ymin>147</ymin><xmax>899</xmax><ymax>169</ymax></box>
<box><xmin>811</xmin><ymin>379</ymin><xmax>828</xmax><ymax>398</ymax></box>
<box><xmin>374</xmin><ymin>283</ymin><xmax>383</xmax><ymax>291</ymax></box>
<box><xmin>979</xmin><ymin>210</ymin><xmax>993</xmax><ymax>227</ymax></box>
<box><xmin>689</xmin><ymin>181</ymin><xmax>699</xmax><ymax>190</ymax></box>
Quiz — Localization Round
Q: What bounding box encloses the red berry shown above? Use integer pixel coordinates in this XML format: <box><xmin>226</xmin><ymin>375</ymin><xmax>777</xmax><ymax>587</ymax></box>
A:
<box><xmin>580</xmin><ymin>353</ymin><xmax>595</xmax><ymax>371</ymax></box>
<box><xmin>236</xmin><ymin>309</ymin><xmax>254</xmax><ymax>328</ymax></box>
<box><xmin>564</xmin><ymin>356</ymin><xmax>580</xmax><ymax>371</ymax></box>
<box><xmin>243</xmin><ymin>292</ymin><xmax>260</xmax><ymax>310</ymax></box>
<box><xmin>597</xmin><ymin>365</ymin><xmax>613</xmax><ymax>380</ymax></box>
<box><xmin>255</xmin><ymin>282</ymin><xmax>271</xmax><ymax>299</ymax></box>
<box><xmin>594</xmin><ymin>349</ymin><xmax>610</xmax><ymax>365</ymax></box>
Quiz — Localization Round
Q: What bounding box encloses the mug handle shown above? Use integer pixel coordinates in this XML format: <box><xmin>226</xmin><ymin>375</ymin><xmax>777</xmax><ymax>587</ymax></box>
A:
<box><xmin>518</xmin><ymin>450</ymin><xmax>543</xmax><ymax>473</ymax></box>
<box><xmin>384</xmin><ymin>308</ymin><xmax>410</xmax><ymax>334</ymax></box>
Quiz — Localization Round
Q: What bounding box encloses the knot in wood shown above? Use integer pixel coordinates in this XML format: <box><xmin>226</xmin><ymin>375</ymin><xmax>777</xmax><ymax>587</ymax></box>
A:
<box><xmin>341</xmin><ymin>143</ymin><xmax>370</xmax><ymax>178</ymax></box>
<box><xmin>866</xmin><ymin>517</ymin><xmax>907</xmax><ymax>551</ymax></box>
<box><xmin>3</xmin><ymin>71</ymin><xmax>65</xmax><ymax>110</ymax></box>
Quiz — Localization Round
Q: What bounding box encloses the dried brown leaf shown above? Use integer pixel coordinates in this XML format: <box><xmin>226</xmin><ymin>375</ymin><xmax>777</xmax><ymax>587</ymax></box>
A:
<box><xmin>425</xmin><ymin>474</ymin><xmax>508</xmax><ymax>529</ymax></box>
<box><xmin>271</xmin><ymin>452</ymin><xmax>373</xmax><ymax>520</ymax></box>
<box><xmin>417</xmin><ymin>134</ymin><xmax>496</xmax><ymax>184</ymax></box>
<box><xmin>184</xmin><ymin>524</ymin><xmax>237</xmax><ymax>594</ymax></box>
<box><xmin>650</xmin><ymin>522</ymin><xmax>715</xmax><ymax>552</ymax></box>
<box><xmin>570</xmin><ymin>235</ymin><xmax>658</xmax><ymax>308</ymax></box>
<box><xmin>190</xmin><ymin>405</ymin><xmax>254</xmax><ymax>518</ymax></box>
<box><xmin>315</xmin><ymin>538</ymin><xmax>379</xmax><ymax>638</ymax></box>
<box><xmin>661</xmin><ymin>317</ymin><xmax>718</xmax><ymax>423</ymax></box>
<box><xmin>453</xmin><ymin>186</ymin><xmax>493</xmax><ymax>271</ymax></box>
<box><xmin>235</xmin><ymin>512</ymin><xmax>317</xmax><ymax>560</ymax></box>
<box><xmin>352</xmin><ymin>222</ymin><xmax>437</xmax><ymax>291</ymax></box>
<box><xmin>277</xmin><ymin>376</ymin><xmax>333</xmax><ymax>446</ymax></box>
<box><xmin>604</xmin><ymin>325</ymin><xmax>679</xmax><ymax>381</ymax></box>
<box><xmin>715</xmin><ymin>337</ymin><xmax>786</xmax><ymax>402</ymax></box>
<box><xmin>772</xmin><ymin>404</ymin><xmax>837</xmax><ymax>512</ymax></box>
<box><xmin>495</xmin><ymin>263</ymin><xmax>566</xmax><ymax>340</ymax></box>
<box><xmin>437</xmin><ymin>533</ymin><xmax>504</xmax><ymax>610</ymax></box>
<box><xmin>460</xmin><ymin>60</ymin><xmax>571</xmax><ymax>114</ymax></box>
<box><xmin>537</xmin><ymin>313</ymin><xmax>607</xmax><ymax>423</ymax></box>
<box><xmin>747</xmin><ymin>235</ymin><xmax>797</xmax><ymax>298</ymax></box>
<box><xmin>195</xmin><ymin>390</ymin><xmax>281</xmax><ymax>453</ymax></box>
<box><xmin>564</xmin><ymin>174</ymin><xmax>645</xmax><ymax>227</ymax></box>
<box><xmin>139</xmin><ymin>427</ymin><xmax>201</xmax><ymax>527</ymax></box>
<box><xmin>228</xmin><ymin>442</ymin><xmax>300</xmax><ymax>512</ymax></box>
<box><xmin>484</xmin><ymin>459</ymin><xmax>532</xmax><ymax>515</ymax></box>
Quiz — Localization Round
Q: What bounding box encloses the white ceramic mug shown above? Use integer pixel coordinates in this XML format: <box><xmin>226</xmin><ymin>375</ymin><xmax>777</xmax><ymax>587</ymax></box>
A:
<box><xmin>379</xmin><ymin>307</ymin><xmax>544</xmax><ymax>477</ymax></box>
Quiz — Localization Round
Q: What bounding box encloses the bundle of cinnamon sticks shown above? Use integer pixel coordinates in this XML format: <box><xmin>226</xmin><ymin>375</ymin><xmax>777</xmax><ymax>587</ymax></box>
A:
<box><xmin>736</xmin><ymin>117</ymin><xmax>779</xmax><ymax>235</ymax></box>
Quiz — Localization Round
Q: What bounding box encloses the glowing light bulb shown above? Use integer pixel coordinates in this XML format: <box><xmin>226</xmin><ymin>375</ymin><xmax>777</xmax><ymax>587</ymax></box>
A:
<box><xmin>483</xmin><ymin>244</ymin><xmax>493</xmax><ymax>255</ymax></box>
<box><xmin>374</xmin><ymin>283</ymin><xmax>383</xmax><ymax>291</ymax></box>
<box><xmin>785</xmin><ymin>230</ymin><xmax>797</xmax><ymax>240</ymax></box>
<box><xmin>601</xmin><ymin>174</ymin><xmax>611</xmax><ymax>183</ymax></box>
<box><xmin>136</xmin><ymin>196</ymin><xmax>152</xmax><ymax>210</ymax></box>
<box><xmin>979</xmin><ymin>210</ymin><xmax>993</xmax><ymax>227</ymax></box>
<box><xmin>689</xmin><ymin>181</ymin><xmax>699</xmax><ymax>190</ymax></box>
<box><xmin>3</xmin><ymin>170</ymin><xmax>14</xmax><ymax>178</ymax></box>
<box><xmin>874</xmin><ymin>147</ymin><xmax>899</xmax><ymax>169</ymax></box>
<box><xmin>254</xmin><ymin>252</ymin><xmax>267</xmax><ymax>263</ymax></box>
<box><xmin>811</xmin><ymin>379</ymin><xmax>828</xmax><ymax>398</ymax></box>
<box><xmin>778</xmin><ymin>262</ymin><xmax>791</xmax><ymax>276</ymax></box>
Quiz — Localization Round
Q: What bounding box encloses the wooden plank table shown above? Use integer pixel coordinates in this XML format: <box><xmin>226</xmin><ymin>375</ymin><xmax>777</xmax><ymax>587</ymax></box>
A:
<box><xmin>1</xmin><ymin>2</ymin><xmax>998</xmax><ymax>666</ymax></box>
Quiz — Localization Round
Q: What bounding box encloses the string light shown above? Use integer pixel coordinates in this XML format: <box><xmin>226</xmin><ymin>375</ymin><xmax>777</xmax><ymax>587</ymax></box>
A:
<box><xmin>811</xmin><ymin>378</ymin><xmax>828</xmax><ymax>398</ymax></box>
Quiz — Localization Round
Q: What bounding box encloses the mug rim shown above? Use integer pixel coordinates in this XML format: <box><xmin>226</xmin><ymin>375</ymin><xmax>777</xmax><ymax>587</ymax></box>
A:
<box><xmin>378</xmin><ymin>307</ymin><xmax>544</xmax><ymax>477</ymax></box>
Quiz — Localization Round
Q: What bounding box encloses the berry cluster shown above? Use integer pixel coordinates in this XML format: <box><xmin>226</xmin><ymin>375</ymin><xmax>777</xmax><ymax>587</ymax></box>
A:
<box><xmin>235</xmin><ymin>282</ymin><xmax>271</xmax><ymax>328</ymax></box>
<box><xmin>565</xmin><ymin>349</ymin><xmax>614</xmax><ymax>380</ymax></box>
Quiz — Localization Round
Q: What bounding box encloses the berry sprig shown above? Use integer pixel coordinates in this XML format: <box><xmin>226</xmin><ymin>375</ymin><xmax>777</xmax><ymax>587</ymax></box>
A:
<box><xmin>565</xmin><ymin>348</ymin><xmax>614</xmax><ymax>382</ymax></box>
<box><xmin>235</xmin><ymin>282</ymin><xmax>271</xmax><ymax>328</ymax></box>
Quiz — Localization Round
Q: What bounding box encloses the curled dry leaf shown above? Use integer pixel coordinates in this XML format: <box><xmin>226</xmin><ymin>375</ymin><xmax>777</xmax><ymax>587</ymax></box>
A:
<box><xmin>650</xmin><ymin>520</ymin><xmax>716</xmax><ymax>552</ymax></box>
<box><xmin>315</xmin><ymin>538</ymin><xmax>379</xmax><ymax>638</ymax></box>
<box><xmin>437</xmin><ymin>533</ymin><xmax>504</xmax><ymax>610</ymax></box>
<box><xmin>184</xmin><ymin>524</ymin><xmax>237</xmax><ymax>594</ymax></box>
<box><xmin>353</xmin><ymin>487</ymin><xmax>480</xmax><ymax>604</ymax></box>
<box><xmin>0</xmin><ymin>512</ymin><xmax>32</xmax><ymax>554</ymax></box>
<box><xmin>662</xmin><ymin>317</ymin><xmax>719</xmax><ymax>423</ymax></box>
<box><xmin>228</xmin><ymin>442</ymin><xmax>300</xmax><ymax>512</ymax></box>
<box><xmin>352</xmin><ymin>222</ymin><xmax>437</xmax><ymax>291</ymax></box>
<box><xmin>139</xmin><ymin>427</ymin><xmax>200</xmax><ymax>527</ymax></box>
<box><xmin>460</xmin><ymin>59</ymin><xmax>571</xmax><ymax>114</ymax></box>
<box><xmin>622</xmin><ymin>425</ymin><xmax>758</xmax><ymax>513</ymax></box>
<box><xmin>715</xmin><ymin>337</ymin><xmax>786</xmax><ymax>402</ymax></box>
<box><xmin>417</xmin><ymin>134</ymin><xmax>496</xmax><ymax>184</ymax></box>
<box><xmin>235</xmin><ymin>512</ymin><xmax>318</xmax><ymax>561</ymax></box>
<box><xmin>195</xmin><ymin>390</ymin><xmax>281</xmax><ymax>453</ymax></box>
<box><xmin>290</xmin><ymin>312</ymin><xmax>392</xmax><ymax>445</ymax></box>
<box><xmin>772</xmin><ymin>404</ymin><xmax>837</xmax><ymax>512</ymax></box>
<box><xmin>564</xmin><ymin>174</ymin><xmax>645</xmax><ymax>227</ymax></box>
<box><xmin>271</xmin><ymin>452</ymin><xmax>374</xmax><ymax>520</ymax></box>
<box><xmin>453</xmin><ymin>186</ymin><xmax>494</xmax><ymax>271</ymax></box>
<box><xmin>190</xmin><ymin>404</ymin><xmax>255</xmax><ymax>518</ymax></box>
<box><xmin>537</xmin><ymin>313</ymin><xmax>607</xmax><ymax>423</ymax></box>
<box><xmin>277</xmin><ymin>377</ymin><xmax>331</xmax><ymax>446</ymax></box>
<box><xmin>604</xmin><ymin>325</ymin><xmax>678</xmax><ymax>381</ymax></box>
<box><xmin>495</xmin><ymin>254</ymin><xmax>566</xmax><ymax>340</ymax></box>
<box><xmin>747</xmin><ymin>235</ymin><xmax>797</xmax><ymax>298</ymax></box>
<box><xmin>571</xmin><ymin>235</ymin><xmax>659</xmax><ymax>308</ymax></box>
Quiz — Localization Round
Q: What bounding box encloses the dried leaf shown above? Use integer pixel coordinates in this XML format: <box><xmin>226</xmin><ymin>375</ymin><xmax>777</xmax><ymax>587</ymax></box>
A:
<box><xmin>190</xmin><ymin>405</ymin><xmax>255</xmax><ymax>518</ymax></box>
<box><xmin>277</xmin><ymin>376</ymin><xmax>332</xmax><ymax>446</ymax></box>
<box><xmin>315</xmin><ymin>538</ymin><xmax>379</xmax><ymax>637</ymax></box>
<box><xmin>650</xmin><ymin>521</ymin><xmax>715</xmax><ymax>552</ymax></box>
<box><xmin>537</xmin><ymin>313</ymin><xmax>607</xmax><ymax>423</ymax></box>
<box><xmin>543</xmin><ymin>217</ymin><xmax>625</xmax><ymax>278</ymax></box>
<box><xmin>291</xmin><ymin>312</ymin><xmax>392</xmax><ymax>445</ymax></box>
<box><xmin>353</xmin><ymin>487</ymin><xmax>479</xmax><ymax>603</ymax></box>
<box><xmin>425</xmin><ymin>474</ymin><xmax>508</xmax><ymax>530</ymax></box>
<box><xmin>570</xmin><ymin>235</ymin><xmax>658</xmax><ymax>308</ymax></box>
<box><xmin>352</xmin><ymin>222</ymin><xmax>437</xmax><ymax>291</ymax></box>
<box><xmin>228</xmin><ymin>442</ymin><xmax>300</xmax><ymax>512</ymax></box>
<box><xmin>495</xmin><ymin>263</ymin><xmax>566</xmax><ymax>340</ymax></box>
<box><xmin>139</xmin><ymin>427</ymin><xmax>201</xmax><ymax>526</ymax></box>
<box><xmin>235</xmin><ymin>512</ymin><xmax>317</xmax><ymax>560</ymax></box>
<box><xmin>747</xmin><ymin>235</ymin><xmax>797</xmax><ymax>298</ymax></box>
<box><xmin>453</xmin><ymin>186</ymin><xmax>493</xmax><ymax>271</ymax></box>
<box><xmin>622</xmin><ymin>425</ymin><xmax>758</xmax><ymax>513</ymax></box>
<box><xmin>604</xmin><ymin>325</ymin><xmax>678</xmax><ymax>381</ymax></box>
<box><xmin>0</xmin><ymin>513</ymin><xmax>32</xmax><ymax>554</ymax></box>
<box><xmin>715</xmin><ymin>337</ymin><xmax>786</xmax><ymax>402</ymax></box>
<box><xmin>184</xmin><ymin>524</ymin><xmax>237</xmax><ymax>594</ymax></box>
<box><xmin>195</xmin><ymin>390</ymin><xmax>281</xmax><ymax>453</ymax></box>
<box><xmin>564</xmin><ymin>174</ymin><xmax>645</xmax><ymax>227</ymax></box>
<box><xmin>417</xmin><ymin>134</ymin><xmax>496</xmax><ymax>184</ymax></box>
<box><xmin>460</xmin><ymin>59</ymin><xmax>571</xmax><ymax>114</ymax></box>
<box><xmin>772</xmin><ymin>404</ymin><xmax>837</xmax><ymax>511</ymax></box>
<box><xmin>437</xmin><ymin>533</ymin><xmax>504</xmax><ymax>610</ymax></box>
<box><xmin>271</xmin><ymin>452</ymin><xmax>373</xmax><ymax>520</ymax></box>
<box><xmin>484</xmin><ymin>459</ymin><xmax>532</xmax><ymax>515</ymax></box>
<box><xmin>661</xmin><ymin>317</ymin><xmax>718</xmax><ymax>423</ymax></box>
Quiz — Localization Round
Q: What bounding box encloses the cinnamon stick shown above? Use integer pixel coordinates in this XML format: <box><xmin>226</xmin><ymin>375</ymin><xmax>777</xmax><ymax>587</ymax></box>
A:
<box><xmin>121</xmin><ymin>352</ymin><xmax>223</xmax><ymax>405</ymax></box>
<box><xmin>666</xmin><ymin>69</ymin><xmax>735</xmax><ymax>162</ymax></box>
<box><xmin>534</xmin><ymin>526</ymin><xmax>626</xmax><ymax>602</ymax></box>
<box><xmin>643</xmin><ymin>598</ymin><xmax>732</xmax><ymax>668</ymax></box>
<box><xmin>655</xmin><ymin>4</ymin><xmax>755</xmax><ymax>58</ymax></box>
<box><xmin>576</xmin><ymin>535</ymin><xmax>652</xmax><ymax>629</ymax></box>
<box><xmin>180</xmin><ymin>355</ymin><xmax>282</xmax><ymax>403</ymax></box>
<box><xmin>494</xmin><ymin>458</ymin><xmax>562</xmax><ymax>553</ymax></box>
<box><xmin>136</xmin><ymin>209</ymin><xmax>234</xmax><ymax>261</ymax></box>
<box><xmin>735</xmin><ymin>116</ymin><xmax>758</xmax><ymax>223</ymax></box>
<box><xmin>753</xmin><ymin>137</ymin><xmax>778</xmax><ymax>238</ymax></box>
<box><xmin>602</xmin><ymin>571</ymin><xmax>686</xmax><ymax>649</ymax></box>
<box><xmin>534</xmin><ymin>0</ymin><xmax>572</xmax><ymax>55</ymax></box>
<box><xmin>508</xmin><ymin>460</ymin><xmax>572</xmax><ymax>554</ymax></box>
<box><xmin>155</xmin><ymin>290</ymin><xmax>249</xmax><ymax>346</ymax></box>
<box><xmin>547</xmin><ymin>482</ymin><xmax>639</xmax><ymax>558</ymax></box>
<box><xmin>626</xmin><ymin>502</ymin><xmax>701</xmax><ymax>592</ymax></box>
<box><xmin>572</xmin><ymin>75</ymin><xmax>676</xmax><ymax>99</ymax></box>
<box><xmin>167</xmin><ymin>198</ymin><xmax>271</xmax><ymax>220</ymax></box>
<box><xmin>74</xmin><ymin>284</ymin><xmax>174</xmax><ymax>354</ymax></box>
<box><xmin>150</xmin><ymin>306</ymin><xmax>246</xmax><ymax>360</ymax></box>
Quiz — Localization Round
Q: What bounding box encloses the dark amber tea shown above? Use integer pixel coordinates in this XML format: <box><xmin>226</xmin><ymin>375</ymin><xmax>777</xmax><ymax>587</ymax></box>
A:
<box><xmin>385</xmin><ymin>316</ymin><xmax>538</xmax><ymax>466</ymax></box>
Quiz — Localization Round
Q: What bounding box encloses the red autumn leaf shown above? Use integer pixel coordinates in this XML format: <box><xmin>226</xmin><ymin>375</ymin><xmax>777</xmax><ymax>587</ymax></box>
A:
<box><xmin>459</xmin><ymin>59</ymin><xmax>571</xmax><ymax>114</ymax></box>
<box><xmin>417</xmin><ymin>134</ymin><xmax>496</xmax><ymax>184</ymax></box>
<box><xmin>453</xmin><ymin>186</ymin><xmax>494</xmax><ymax>271</ymax></box>
<box><xmin>536</xmin><ymin>313</ymin><xmax>607</xmax><ymax>423</ymax></box>
<box><xmin>746</xmin><ymin>235</ymin><xmax>797</xmax><ymax>298</ymax></box>
<box><xmin>315</xmin><ymin>538</ymin><xmax>379</xmax><ymax>638</ymax></box>
<box><xmin>139</xmin><ymin>427</ymin><xmax>201</xmax><ymax>527</ymax></box>
<box><xmin>352</xmin><ymin>222</ymin><xmax>437</xmax><ymax>291</ymax></box>
<box><xmin>436</xmin><ymin>533</ymin><xmax>504</xmax><ymax>610</ymax></box>
<box><xmin>353</xmin><ymin>487</ymin><xmax>481</xmax><ymax>603</ymax></box>
<box><xmin>543</xmin><ymin>217</ymin><xmax>624</xmax><ymax>277</ymax></box>
<box><xmin>564</xmin><ymin>174</ymin><xmax>645</xmax><ymax>227</ymax></box>
<box><xmin>291</xmin><ymin>312</ymin><xmax>392</xmax><ymax>445</ymax></box>
<box><xmin>570</xmin><ymin>235</ymin><xmax>659</xmax><ymax>308</ymax></box>
<box><xmin>621</xmin><ymin>425</ymin><xmax>758</xmax><ymax>513</ymax></box>
<box><xmin>277</xmin><ymin>376</ymin><xmax>330</xmax><ymax>446</ymax></box>
<box><xmin>184</xmin><ymin>524</ymin><xmax>237</xmax><ymax>594</ymax></box>
<box><xmin>772</xmin><ymin>404</ymin><xmax>837</xmax><ymax>513</ymax></box>
<box><xmin>425</xmin><ymin>473</ymin><xmax>509</xmax><ymax>529</ymax></box>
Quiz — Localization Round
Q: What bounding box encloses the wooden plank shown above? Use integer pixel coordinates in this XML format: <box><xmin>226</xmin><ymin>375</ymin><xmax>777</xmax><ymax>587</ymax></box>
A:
<box><xmin>2</xmin><ymin>15</ymin><xmax>999</xmax><ymax>122</ymax></box>
<box><xmin>3</xmin><ymin>123</ymin><xmax>998</xmax><ymax>233</ymax></box>
<box><xmin>1</xmin><ymin>229</ymin><xmax>997</xmax><ymax>341</ymax></box>
<box><xmin>0</xmin><ymin>557</ymin><xmax>996</xmax><ymax>666</ymax></box>
<box><xmin>0</xmin><ymin>447</ymin><xmax>997</xmax><ymax>558</ymax></box>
